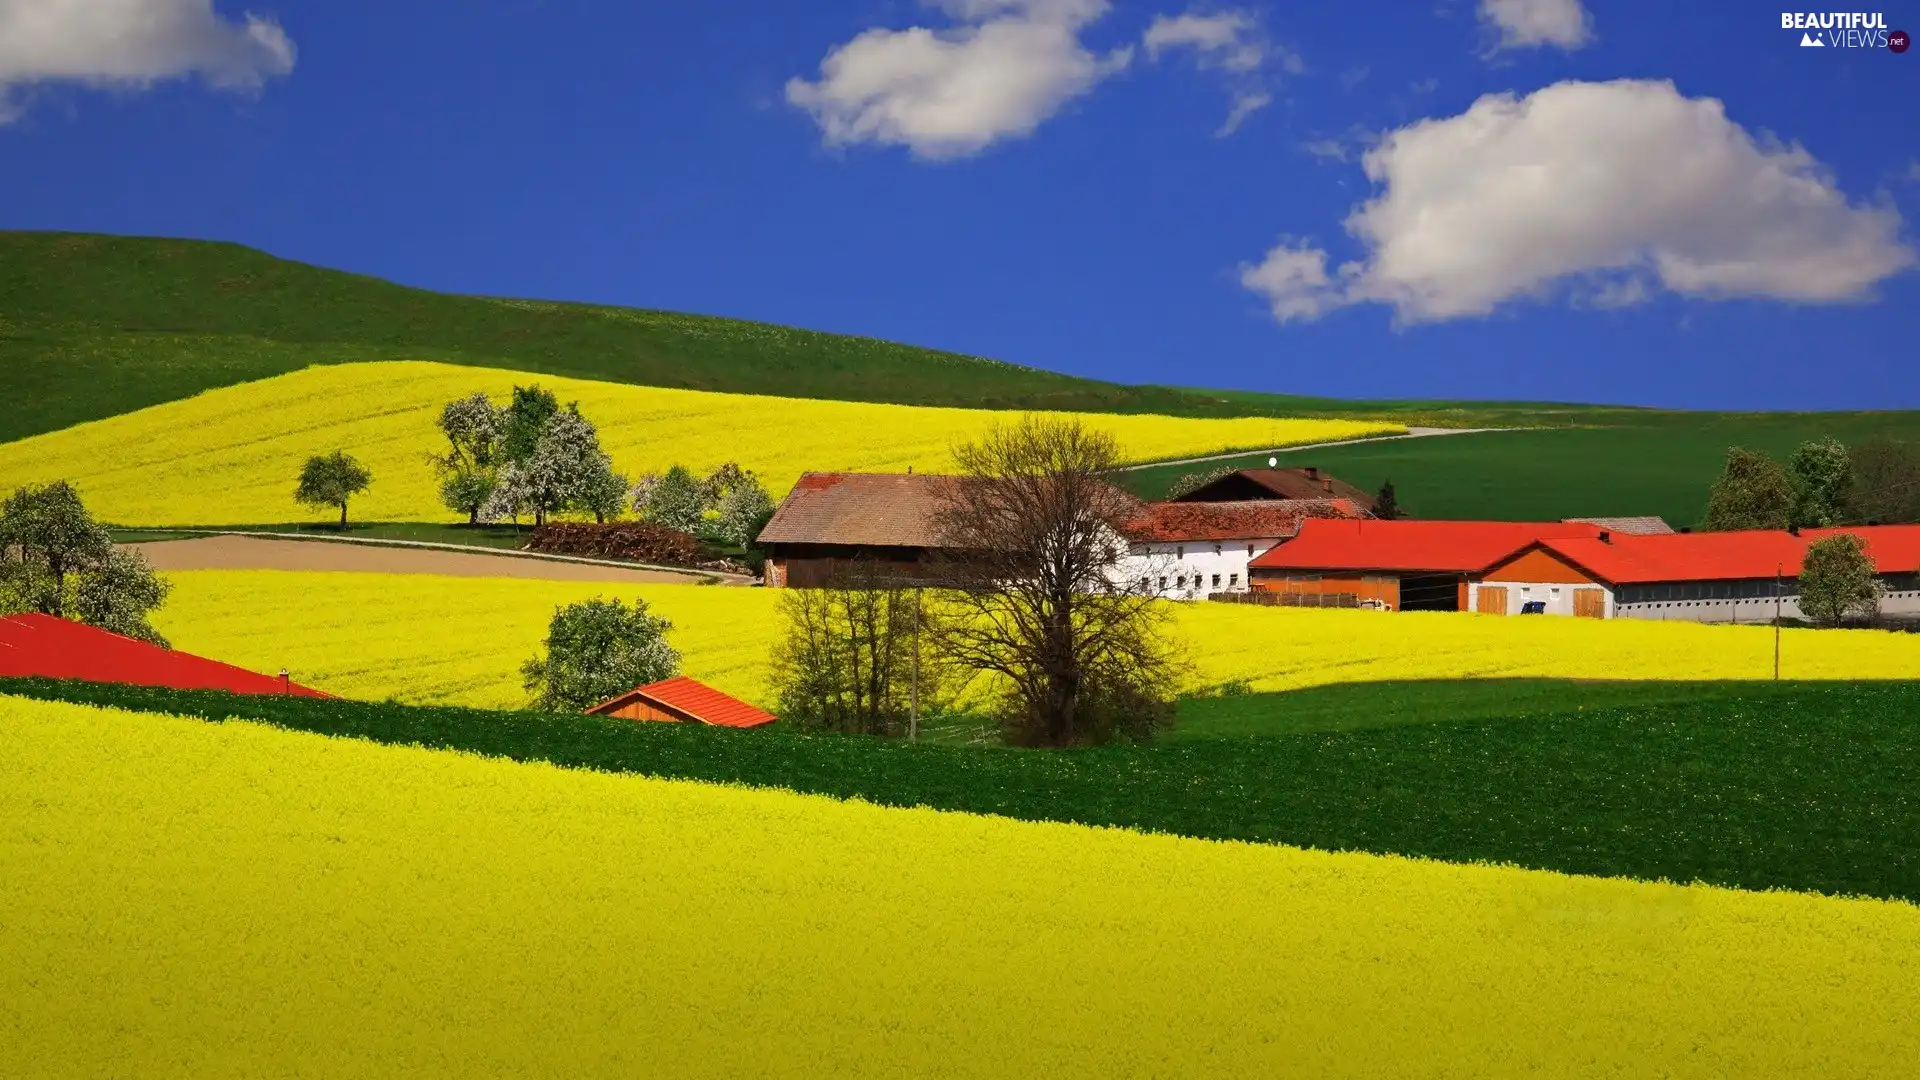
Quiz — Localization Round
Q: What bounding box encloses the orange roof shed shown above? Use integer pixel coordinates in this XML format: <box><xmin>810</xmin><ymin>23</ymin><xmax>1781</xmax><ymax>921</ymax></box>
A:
<box><xmin>587</xmin><ymin>676</ymin><xmax>777</xmax><ymax>728</ymax></box>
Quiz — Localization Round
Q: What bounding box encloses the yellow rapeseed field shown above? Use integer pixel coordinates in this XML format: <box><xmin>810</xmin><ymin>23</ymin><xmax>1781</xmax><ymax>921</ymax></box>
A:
<box><xmin>0</xmin><ymin>360</ymin><xmax>1400</xmax><ymax>525</ymax></box>
<box><xmin>3</xmin><ymin>696</ymin><xmax>1917</xmax><ymax>1079</ymax></box>
<box><xmin>153</xmin><ymin>570</ymin><xmax>1920</xmax><ymax>709</ymax></box>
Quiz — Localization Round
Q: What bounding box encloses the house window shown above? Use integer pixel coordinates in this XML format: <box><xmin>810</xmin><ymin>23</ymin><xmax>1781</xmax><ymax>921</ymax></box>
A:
<box><xmin>1176</xmin><ymin>576</ymin><xmax>1187</xmax><ymax>589</ymax></box>
<box><xmin>1229</xmin><ymin>573</ymin><xmax>1238</xmax><ymax>586</ymax></box>
<box><xmin>1214</xmin><ymin>544</ymin><xmax>1222</xmax><ymax>555</ymax></box>
<box><xmin>1158</xmin><ymin>576</ymin><xmax>1168</xmax><ymax>590</ymax></box>
<box><xmin>1211</xmin><ymin>574</ymin><xmax>1221</xmax><ymax>587</ymax></box>
<box><xmin>1246</xmin><ymin>544</ymin><xmax>1255</xmax><ymax>557</ymax></box>
<box><xmin>1176</xmin><ymin>546</ymin><xmax>1185</xmax><ymax>558</ymax></box>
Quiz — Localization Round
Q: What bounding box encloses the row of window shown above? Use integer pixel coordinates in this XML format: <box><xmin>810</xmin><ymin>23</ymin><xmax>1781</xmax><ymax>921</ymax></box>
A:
<box><xmin>1156</xmin><ymin>573</ymin><xmax>1239</xmax><ymax>591</ymax></box>
<box><xmin>1169</xmin><ymin>545</ymin><xmax>1259</xmax><ymax>558</ymax></box>
<box><xmin>1616</xmin><ymin>580</ymin><xmax>1794</xmax><ymax>604</ymax></box>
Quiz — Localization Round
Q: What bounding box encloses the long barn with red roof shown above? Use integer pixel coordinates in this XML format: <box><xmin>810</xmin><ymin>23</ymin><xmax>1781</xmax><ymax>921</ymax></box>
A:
<box><xmin>1250</xmin><ymin>520</ymin><xmax>1920</xmax><ymax>622</ymax></box>
<box><xmin>0</xmin><ymin>613</ymin><xmax>328</xmax><ymax>695</ymax></box>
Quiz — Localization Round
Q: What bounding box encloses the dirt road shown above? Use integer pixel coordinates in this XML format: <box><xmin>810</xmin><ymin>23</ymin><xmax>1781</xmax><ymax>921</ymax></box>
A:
<box><xmin>125</xmin><ymin>535</ymin><xmax>711</xmax><ymax>584</ymax></box>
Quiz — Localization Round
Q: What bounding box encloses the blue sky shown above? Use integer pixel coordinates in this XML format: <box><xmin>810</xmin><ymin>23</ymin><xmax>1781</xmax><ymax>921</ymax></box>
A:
<box><xmin>0</xmin><ymin>0</ymin><xmax>1914</xmax><ymax>409</ymax></box>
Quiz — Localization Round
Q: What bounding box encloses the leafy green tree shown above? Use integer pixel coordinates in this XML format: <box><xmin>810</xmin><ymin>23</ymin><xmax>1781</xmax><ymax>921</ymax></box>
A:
<box><xmin>0</xmin><ymin>481</ymin><xmax>170</xmax><ymax>645</ymax></box>
<box><xmin>502</xmin><ymin>384</ymin><xmax>560</xmax><ymax>464</ymax></box>
<box><xmin>521</xmin><ymin>597</ymin><xmax>680</xmax><ymax>712</ymax></box>
<box><xmin>481</xmin><ymin>405</ymin><xmax>613</xmax><ymax>527</ymax></box>
<box><xmin>296</xmin><ymin>451</ymin><xmax>373</xmax><ymax>527</ymax></box>
<box><xmin>1847</xmin><ymin>436</ymin><xmax>1920</xmax><ymax>524</ymax></box>
<box><xmin>1701</xmin><ymin>447</ymin><xmax>1794</xmax><ymax>531</ymax></box>
<box><xmin>1789</xmin><ymin>437</ymin><xmax>1852</xmax><ymax>529</ymax></box>
<box><xmin>716</xmin><ymin>476</ymin><xmax>777</xmax><ymax>547</ymax></box>
<box><xmin>1798</xmin><ymin>534</ymin><xmax>1882</xmax><ymax>627</ymax></box>
<box><xmin>1373</xmin><ymin>479</ymin><xmax>1400</xmax><ymax>521</ymax></box>
<box><xmin>640</xmin><ymin>464</ymin><xmax>709</xmax><ymax>533</ymax></box>
<box><xmin>434</xmin><ymin>393</ymin><xmax>505</xmax><ymax>523</ymax></box>
<box><xmin>574</xmin><ymin>457</ymin><xmax>631</xmax><ymax>525</ymax></box>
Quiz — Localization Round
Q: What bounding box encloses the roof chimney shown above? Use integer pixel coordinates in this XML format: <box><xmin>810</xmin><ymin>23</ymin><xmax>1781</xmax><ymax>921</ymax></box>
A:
<box><xmin>1322</xmin><ymin>478</ymin><xmax>1332</xmax><ymax>493</ymax></box>
<box><xmin>278</xmin><ymin>668</ymin><xmax>291</xmax><ymax>695</ymax></box>
<box><xmin>1599</xmin><ymin>530</ymin><xmax>1611</xmax><ymax>544</ymax></box>
<box><xmin>1679</xmin><ymin>527</ymin><xmax>1692</xmax><ymax>534</ymax></box>
<box><xmin>1304</xmin><ymin>466</ymin><xmax>1319</xmax><ymax>480</ymax></box>
<box><xmin>1788</xmin><ymin>523</ymin><xmax>1800</xmax><ymax>536</ymax></box>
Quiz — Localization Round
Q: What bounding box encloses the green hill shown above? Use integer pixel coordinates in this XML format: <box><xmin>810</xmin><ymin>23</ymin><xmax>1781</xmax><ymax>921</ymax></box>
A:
<box><xmin>0</xmin><ymin>230</ymin><xmax>1377</xmax><ymax>444</ymax></box>
<box><xmin>6</xmin><ymin>230</ymin><xmax>1915</xmax><ymax>529</ymax></box>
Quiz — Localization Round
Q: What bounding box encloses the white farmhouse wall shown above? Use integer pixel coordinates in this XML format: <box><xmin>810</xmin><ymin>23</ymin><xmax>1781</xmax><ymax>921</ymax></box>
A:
<box><xmin>1467</xmin><ymin>580</ymin><xmax>1613</xmax><ymax>617</ymax></box>
<box><xmin>1121</xmin><ymin>537</ymin><xmax>1286</xmax><ymax>600</ymax></box>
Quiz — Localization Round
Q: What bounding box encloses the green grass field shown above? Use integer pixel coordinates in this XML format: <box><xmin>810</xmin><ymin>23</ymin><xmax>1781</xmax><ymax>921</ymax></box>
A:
<box><xmin>0</xmin><ymin>230</ymin><xmax>1376</xmax><ymax>443</ymax></box>
<box><xmin>10</xmin><ymin>677</ymin><xmax>1918</xmax><ymax>901</ymax></box>
<box><xmin>1119</xmin><ymin>418</ymin><xmax>1920</xmax><ymax>525</ymax></box>
<box><xmin>1172</xmin><ymin>677</ymin><xmax>1829</xmax><ymax>739</ymax></box>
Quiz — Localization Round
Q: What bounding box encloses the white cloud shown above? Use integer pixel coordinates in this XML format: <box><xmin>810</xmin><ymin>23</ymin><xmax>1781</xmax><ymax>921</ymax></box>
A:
<box><xmin>1142</xmin><ymin>9</ymin><xmax>1297</xmax><ymax>136</ymax></box>
<box><xmin>0</xmin><ymin>0</ymin><xmax>294</xmax><ymax>123</ymax></box>
<box><xmin>1479</xmin><ymin>0</ymin><xmax>1592</xmax><ymax>51</ymax></box>
<box><xmin>1143</xmin><ymin>11</ymin><xmax>1264</xmax><ymax>72</ymax></box>
<box><xmin>785</xmin><ymin>0</ymin><xmax>1128</xmax><ymax>160</ymax></box>
<box><xmin>1241</xmin><ymin>79</ymin><xmax>1915</xmax><ymax>324</ymax></box>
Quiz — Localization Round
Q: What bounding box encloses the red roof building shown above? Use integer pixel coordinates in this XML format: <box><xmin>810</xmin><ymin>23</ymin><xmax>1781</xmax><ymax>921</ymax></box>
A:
<box><xmin>1247</xmin><ymin>520</ymin><xmax>1920</xmax><ymax>621</ymax></box>
<box><xmin>1172</xmin><ymin>467</ymin><xmax>1376</xmax><ymax>510</ymax></box>
<box><xmin>587</xmin><ymin>675</ymin><xmax>777</xmax><ymax>728</ymax></box>
<box><xmin>1123</xmin><ymin>499</ymin><xmax>1371</xmax><ymax>599</ymax></box>
<box><xmin>0</xmin><ymin>613</ymin><xmax>328</xmax><ymax>695</ymax></box>
<box><xmin>1246</xmin><ymin>519</ymin><xmax>1604</xmax><ymax>610</ymax></box>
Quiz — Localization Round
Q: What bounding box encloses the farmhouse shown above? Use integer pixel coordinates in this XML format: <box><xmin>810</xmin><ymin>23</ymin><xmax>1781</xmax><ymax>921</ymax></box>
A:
<box><xmin>756</xmin><ymin>472</ymin><xmax>959</xmax><ymax>587</ymax></box>
<box><xmin>587</xmin><ymin>675</ymin><xmax>776</xmax><ymax>728</ymax></box>
<box><xmin>1121</xmin><ymin>499</ymin><xmax>1367</xmax><ymax>599</ymax></box>
<box><xmin>1248</xmin><ymin>519</ymin><xmax>1603</xmax><ymax>611</ymax></box>
<box><xmin>0</xmin><ymin>613</ymin><xmax>328</xmax><ymax>695</ymax></box>
<box><xmin>1471</xmin><ymin>525</ymin><xmax>1920</xmax><ymax>622</ymax></box>
<box><xmin>1174</xmin><ymin>466</ymin><xmax>1375</xmax><ymax>510</ymax></box>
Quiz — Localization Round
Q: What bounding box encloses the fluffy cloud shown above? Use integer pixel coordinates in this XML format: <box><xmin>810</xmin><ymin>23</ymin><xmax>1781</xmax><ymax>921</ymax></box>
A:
<box><xmin>0</xmin><ymin>0</ymin><xmax>295</xmax><ymax>122</ymax></box>
<box><xmin>1142</xmin><ymin>9</ymin><xmax>1298</xmax><ymax>136</ymax></box>
<box><xmin>785</xmin><ymin>0</ymin><xmax>1129</xmax><ymax>160</ymax></box>
<box><xmin>1479</xmin><ymin>0</ymin><xmax>1592</xmax><ymax>51</ymax></box>
<box><xmin>1241</xmin><ymin>79</ymin><xmax>1915</xmax><ymax>323</ymax></box>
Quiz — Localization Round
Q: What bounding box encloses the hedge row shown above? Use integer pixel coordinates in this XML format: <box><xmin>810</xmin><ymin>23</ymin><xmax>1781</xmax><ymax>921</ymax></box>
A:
<box><xmin>7</xmin><ymin>677</ymin><xmax>1919</xmax><ymax>901</ymax></box>
<box><xmin>522</xmin><ymin>522</ymin><xmax>746</xmax><ymax>573</ymax></box>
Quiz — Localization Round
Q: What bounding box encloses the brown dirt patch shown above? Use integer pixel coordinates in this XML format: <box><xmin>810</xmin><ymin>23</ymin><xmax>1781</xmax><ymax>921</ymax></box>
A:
<box><xmin>123</xmin><ymin>536</ymin><xmax>710</xmax><ymax>584</ymax></box>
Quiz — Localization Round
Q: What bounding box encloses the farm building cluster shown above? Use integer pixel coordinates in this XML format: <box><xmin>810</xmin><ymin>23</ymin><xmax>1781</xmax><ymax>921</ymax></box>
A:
<box><xmin>756</xmin><ymin>467</ymin><xmax>1920</xmax><ymax>624</ymax></box>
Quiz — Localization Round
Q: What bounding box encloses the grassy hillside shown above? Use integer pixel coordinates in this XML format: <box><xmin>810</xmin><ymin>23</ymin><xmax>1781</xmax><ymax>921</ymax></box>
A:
<box><xmin>1120</xmin><ymin>416</ymin><xmax>1920</xmax><ymax>526</ymax></box>
<box><xmin>0</xmin><ymin>230</ymin><xmax>1392</xmax><ymax>443</ymax></box>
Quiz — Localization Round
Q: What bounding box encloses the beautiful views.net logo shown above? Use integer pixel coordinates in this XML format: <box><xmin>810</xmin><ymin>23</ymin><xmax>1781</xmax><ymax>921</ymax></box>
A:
<box><xmin>1782</xmin><ymin>11</ymin><xmax>1908</xmax><ymax>49</ymax></box>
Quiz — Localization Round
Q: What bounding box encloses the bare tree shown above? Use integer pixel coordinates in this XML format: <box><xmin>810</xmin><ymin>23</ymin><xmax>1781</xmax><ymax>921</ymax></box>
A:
<box><xmin>928</xmin><ymin>416</ymin><xmax>1181</xmax><ymax>747</ymax></box>
<box><xmin>769</xmin><ymin>560</ymin><xmax>949</xmax><ymax>737</ymax></box>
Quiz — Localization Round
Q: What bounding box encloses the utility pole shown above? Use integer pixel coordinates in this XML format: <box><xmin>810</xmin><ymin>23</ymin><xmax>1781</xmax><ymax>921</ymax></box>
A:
<box><xmin>909</xmin><ymin>586</ymin><xmax>922</xmax><ymax>742</ymax></box>
<box><xmin>1773</xmin><ymin>563</ymin><xmax>1782</xmax><ymax>681</ymax></box>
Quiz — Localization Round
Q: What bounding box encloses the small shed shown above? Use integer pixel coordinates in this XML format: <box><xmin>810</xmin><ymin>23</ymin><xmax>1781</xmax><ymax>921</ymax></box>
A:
<box><xmin>587</xmin><ymin>675</ymin><xmax>777</xmax><ymax>728</ymax></box>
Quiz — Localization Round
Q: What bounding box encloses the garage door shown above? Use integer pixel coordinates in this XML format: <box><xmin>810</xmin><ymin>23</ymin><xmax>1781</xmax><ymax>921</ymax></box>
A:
<box><xmin>1574</xmin><ymin>588</ymin><xmax>1607</xmax><ymax>619</ymax></box>
<box><xmin>1476</xmin><ymin>586</ymin><xmax>1508</xmax><ymax>615</ymax></box>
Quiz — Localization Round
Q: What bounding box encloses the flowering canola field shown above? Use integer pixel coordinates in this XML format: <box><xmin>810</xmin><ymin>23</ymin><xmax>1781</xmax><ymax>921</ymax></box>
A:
<box><xmin>4</xmin><ymin>696</ymin><xmax>1917</xmax><ymax>1079</ymax></box>
<box><xmin>0</xmin><ymin>360</ymin><xmax>1400</xmax><ymax>526</ymax></box>
<box><xmin>153</xmin><ymin>570</ymin><xmax>1920</xmax><ymax>709</ymax></box>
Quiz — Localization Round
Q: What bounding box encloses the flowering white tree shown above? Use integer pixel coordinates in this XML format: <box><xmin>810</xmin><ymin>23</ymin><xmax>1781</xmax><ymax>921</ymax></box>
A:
<box><xmin>478</xmin><ymin>405</ymin><xmax>614</xmax><ymax>527</ymax></box>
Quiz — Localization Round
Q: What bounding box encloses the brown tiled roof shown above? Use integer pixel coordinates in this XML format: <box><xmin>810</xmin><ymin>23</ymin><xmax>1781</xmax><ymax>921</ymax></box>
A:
<box><xmin>756</xmin><ymin>472</ymin><xmax>959</xmax><ymax>549</ymax></box>
<box><xmin>1562</xmin><ymin>516</ymin><xmax>1676</xmax><ymax>536</ymax></box>
<box><xmin>1176</xmin><ymin>468</ymin><xmax>1376</xmax><ymax>507</ymax></box>
<box><xmin>1126</xmin><ymin>499</ymin><xmax>1367</xmax><ymax>543</ymax></box>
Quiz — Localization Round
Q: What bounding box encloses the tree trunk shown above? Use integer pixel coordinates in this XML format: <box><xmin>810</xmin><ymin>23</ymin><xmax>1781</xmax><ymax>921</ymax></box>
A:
<box><xmin>338</xmin><ymin>502</ymin><xmax>348</xmax><ymax>528</ymax></box>
<box><xmin>468</xmin><ymin>507</ymin><xmax>479</xmax><ymax>525</ymax></box>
